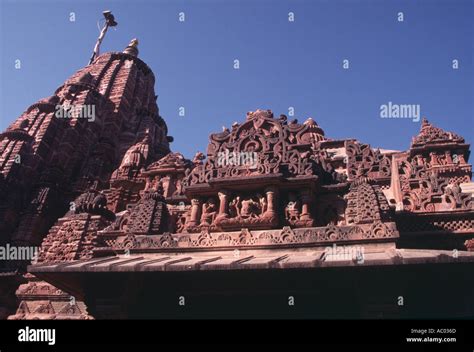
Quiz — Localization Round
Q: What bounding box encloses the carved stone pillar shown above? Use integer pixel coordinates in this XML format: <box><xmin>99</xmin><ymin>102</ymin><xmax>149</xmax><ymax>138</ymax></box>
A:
<box><xmin>187</xmin><ymin>198</ymin><xmax>201</xmax><ymax>227</ymax></box>
<box><xmin>217</xmin><ymin>191</ymin><xmax>229</xmax><ymax>219</ymax></box>
<box><xmin>299</xmin><ymin>190</ymin><xmax>313</xmax><ymax>221</ymax></box>
<box><xmin>265</xmin><ymin>186</ymin><xmax>278</xmax><ymax>216</ymax></box>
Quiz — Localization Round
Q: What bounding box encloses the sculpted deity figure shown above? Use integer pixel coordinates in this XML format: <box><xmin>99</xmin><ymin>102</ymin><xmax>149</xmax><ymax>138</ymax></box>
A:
<box><xmin>415</xmin><ymin>154</ymin><xmax>424</xmax><ymax>167</ymax></box>
<box><xmin>192</xmin><ymin>152</ymin><xmax>205</xmax><ymax>166</ymax></box>
<box><xmin>430</xmin><ymin>152</ymin><xmax>440</xmax><ymax>166</ymax></box>
<box><xmin>444</xmin><ymin>151</ymin><xmax>453</xmax><ymax>164</ymax></box>
<box><xmin>229</xmin><ymin>196</ymin><xmax>241</xmax><ymax>217</ymax></box>
<box><xmin>285</xmin><ymin>192</ymin><xmax>300</xmax><ymax>222</ymax></box>
<box><xmin>257</xmin><ymin>193</ymin><xmax>267</xmax><ymax>215</ymax></box>
<box><xmin>429</xmin><ymin>172</ymin><xmax>439</xmax><ymax>192</ymax></box>
<box><xmin>240</xmin><ymin>197</ymin><xmax>260</xmax><ymax>218</ymax></box>
<box><xmin>200</xmin><ymin>198</ymin><xmax>217</xmax><ymax>225</ymax></box>
<box><xmin>173</xmin><ymin>178</ymin><xmax>184</xmax><ymax>196</ymax></box>
<box><xmin>444</xmin><ymin>183</ymin><xmax>463</xmax><ymax>206</ymax></box>
<box><xmin>175</xmin><ymin>213</ymin><xmax>187</xmax><ymax>233</ymax></box>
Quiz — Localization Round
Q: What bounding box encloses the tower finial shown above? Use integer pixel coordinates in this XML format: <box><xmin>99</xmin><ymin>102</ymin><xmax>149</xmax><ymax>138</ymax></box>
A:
<box><xmin>123</xmin><ymin>38</ymin><xmax>139</xmax><ymax>57</ymax></box>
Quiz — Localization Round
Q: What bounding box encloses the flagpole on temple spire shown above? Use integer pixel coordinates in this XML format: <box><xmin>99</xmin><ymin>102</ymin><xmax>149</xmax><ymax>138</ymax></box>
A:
<box><xmin>88</xmin><ymin>10</ymin><xmax>118</xmax><ymax>65</ymax></box>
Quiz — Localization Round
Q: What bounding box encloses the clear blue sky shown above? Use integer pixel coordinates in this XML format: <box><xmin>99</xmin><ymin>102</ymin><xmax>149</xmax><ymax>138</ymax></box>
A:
<box><xmin>1</xmin><ymin>0</ymin><xmax>473</xmax><ymax>159</ymax></box>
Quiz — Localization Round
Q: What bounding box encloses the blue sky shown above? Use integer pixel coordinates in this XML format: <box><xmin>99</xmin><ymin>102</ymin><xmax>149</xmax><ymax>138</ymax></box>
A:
<box><xmin>1</xmin><ymin>0</ymin><xmax>473</xmax><ymax>159</ymax></box>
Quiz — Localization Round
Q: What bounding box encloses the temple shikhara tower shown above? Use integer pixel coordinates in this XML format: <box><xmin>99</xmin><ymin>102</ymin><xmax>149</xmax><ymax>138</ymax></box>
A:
<box><xmin>1</xmin><ymin>36</ymin><xmax>474</xmax><ymax>319</ymax></box>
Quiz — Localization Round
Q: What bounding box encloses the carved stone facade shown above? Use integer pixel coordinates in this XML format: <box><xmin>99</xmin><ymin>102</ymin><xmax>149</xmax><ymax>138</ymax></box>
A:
<box><xmin>387</xmin><ymin>118</ymin><xmax>472</xmax><ymax>213</ymax></box>
<box><xmin>1</xmin><ymin>42</ymin><xmax>474</xmax><ymax>319</ymax></box>
<box><xmin>8</xmin><ymin>274</ymin><xmax>92</xmax><ymax>320</ymax></box>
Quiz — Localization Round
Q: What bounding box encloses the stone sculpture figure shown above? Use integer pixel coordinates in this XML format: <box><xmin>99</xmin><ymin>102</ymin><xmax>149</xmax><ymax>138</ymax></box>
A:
<box><xmin>285</xmin><ymin>193</ymin><xmax>301</xmax><ymax>224</ymax></box>
<box><xmin>257</xmin><ymin>194</ymin><xmax>267</xmax><ymax>215</ymax></box>
<box><xmin>192</xmin><ymin>152</ymin><xmax>205</xmax><ymax>166</ymax></box>
<box><xmin>444</xmin><ymin>183</ymin><xmax>462</xmax><ymax>206</ymax></box>
<box><xmin>229</xmin><ymin>196</ymin><xmax>241</xmax><ymax>217</ymax></box>
<box><xmin>240</xmin><ymin>197</ymin><xmax>260</xmax><ymax>218</ymax></box>
<box><xmin>200</xmin><ymin>198</ymin><xmax>217</xmax><ymax>225</ymax></box>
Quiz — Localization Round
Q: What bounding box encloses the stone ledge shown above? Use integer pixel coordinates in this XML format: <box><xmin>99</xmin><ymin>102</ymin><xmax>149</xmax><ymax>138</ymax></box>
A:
<box><xmin>28</xmin><ymin>248</ymin><xmax>474</xmax><ymax>273</ymax></box>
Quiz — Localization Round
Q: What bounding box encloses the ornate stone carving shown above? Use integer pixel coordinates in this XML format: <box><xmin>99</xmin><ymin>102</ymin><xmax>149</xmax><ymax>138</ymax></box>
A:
<box><xmin>465</xmin><ymin>239</ymin><xmax>474</xmax><ymax>251</ymax></box>
<box><xmin>8</xmin><ymin>274</ymin><xmax>93</xmax><ymax>320</ymax></box>
<box><xmin>398</xmin><ymin>168</ymin><xmax>472</xmax><ymax>213</ymax></box>
<box><xmin>214</xmin><ymin>190</ymin><xmax>279</xmax><ymax>231</ymax></box>
<box><xmin>284</xmin><ymin>191</ymin><xmax>315</xmax><ymax>227</ymax></box>
<box><xmin>345</xmin><ymin>141</ymin><xmax>392</xmax><ymax>181</ymax></box>
<box><xmin>73</xmin><ymin>188</ymin><xmax>115</xmax><ymax>220</ymax></box>
<box><xmin>345</xmin><ymin>177</ymin><xmax>391</xmax><ymax>225</ymax></box>
<box><xmin>96</xmin><ymin>221</ymin><xmax>399</xmax><ymax>253</ymax></box>
<box><xmin>411</xmin><ymin>118</ymin><xmax>465</xmax><ymax>148</ymax></box>
<box><xmin>1</xmin><ymin>28</ymin><xmax>473</xmax><ymax>321</ymax></box>
<box><xmin>37</xmin><ymin>213</ymin><xmax>110</xmax><ymax>264</ymax></box>
<box><xmin>183</xmin><ymin>110</ymin><xmax>325</xmax><ymax>186</ymax></box>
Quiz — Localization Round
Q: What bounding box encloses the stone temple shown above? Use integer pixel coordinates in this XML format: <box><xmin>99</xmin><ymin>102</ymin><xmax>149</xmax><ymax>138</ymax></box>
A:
<box><xmin>1</xmin><ymin>40</ymin><xmax>474</xmax><ymax>319</ymax></box>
